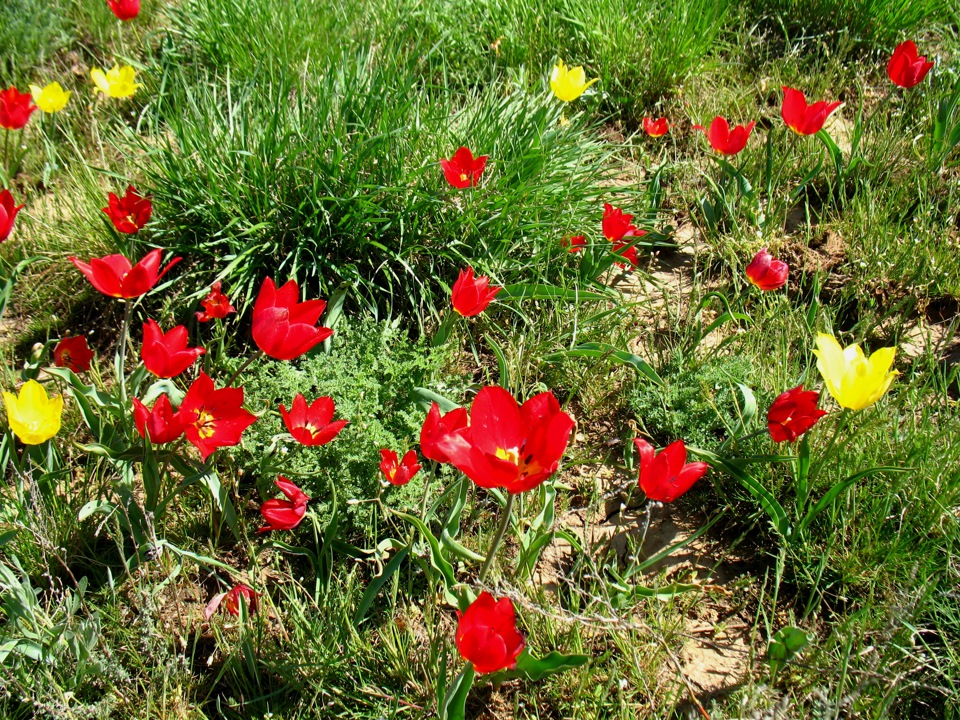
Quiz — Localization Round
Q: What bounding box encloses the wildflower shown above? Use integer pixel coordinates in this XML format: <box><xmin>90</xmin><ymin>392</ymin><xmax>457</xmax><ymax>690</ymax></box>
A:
<box><xmin>767</xmin><ymin>386</ymin><xmax>827</xmax><ymax>442</ymax></box>
<box><xmin>252</xmin><ymin>277</ymin><xmax>333</xmax><ymax>361</ymax></box>
<box><xmin>379</xmin><ymin>449</ymin><xmax>421</xmax><ymax>486</ymax></box>
<box><xmin>53</xmin><ymin>336</ymin><xmax>94</xmax><ymax>372</ymax></box>
<box><xmin>259</xmin><ymin>476</ymin><xmax>310</xmax><ymax>533</ymax></box>
<box><xmin>813</xmin><ymin>333</ymin><xmax>897</xmax><ymax>411</ymax></box>
<box><xmin>3</xmin><ymin>380</ymin><xmax>62</xmax><ymax>445</ymax></box>
<box><xmin>102</xmin><ymin>186</ymin><xmax>152</xmax><ymax>234</ymax></box>
<box><xmin>781</xmin><ymin>87</ymin><xmax>842</xmax><ymax>136</ymax></box>
<box><xmin>451</xmin><ymin>267</ymin><xmax>501</xmax><ymax>317</ymax></box>
<box><xmin>601</xmin><ymin>203</ymin><xmax>639</xmax><ymax>242</ymax></box>
<box><xmin>178</xmin><ymin>372</ymin><xmax>257</xmax><ymax>460</ymax></box>
<box><xmin>633</xmin><ymin>438</ymin><xmax>708</xmax><ymax>503</ymax></box>
<box><xmin>550</xmin><ymin>60</ymin><xmax>597</xmax><ymax>102</ymax></box>
<box><xmin>205</xmin><ymin>584</ymin><xmax>258</xmax><ymax>619</ymax></box>
<box><xmin>436</xmin><ymin>386</ymin><xmax>575</xmax><ymax>494</ymax></box>
<box><xmin>456</xmin><ymin>591</ymin><xmax>525</xmax><ymax>674</ymax></box>
<box><xmin>107</xmin><ymin>0</ymin><xmax>140</xmax><ymax>20</ymax></box>
<box><xmin>70</xmin><ymin>248</ymin><xmax>181</xmax><ymax>299</ymax></box>
<box><xmin>887</xmin><ymin>40</ymin><xmax>934</xmax><ymax>89</ymax></box>
<box><xmin>643</xmin><ymin>117</ymin><xmax>669</xmax><ymax>137</ymax></box>
<box><xmin>692</xmin><ymin>116</ymin><xmax>755</xmax><ymax>156</ymax></box>
<box><xmin>90</xmin><ymin>65</ymin><xmax>141</xmax><ymax>99</ymax></box>
<box><xmin>419</xmin><ymin>402</ymin><xmax>469</xmax><ymax>464</ymax></box>
<box><xmin>611</xmin><ymin>240</ymin><xmax>640</xmax><ymax>269</ymax></box>
<box><xmin>140</xmin><ymin>319</ymin><xmax>205</xmax><ymax>378</ymax></box>
<box><xmin>0</xmin><ymin>87</ymin><xmax>37</xmax><ymax>130</ymax></box>
<box><xmin>561</xmin><ymin>235</ymin><xmax>586</xmax><ymax>253</ymax></box>
<box><xmin>440</xmin><ymin>147</ymin><xmax>488</xmax><ymax>189</ymax></box>
<box><xmin>132</xmin><ymin>394</ymin><xmax>185</xmax><ymax>444</ymax></box>
<box><xmin>746</xmin><ymin>248</ymin><xmax>789</xmax><ymax>290</ymax></box>
<box><xmin>28</xmin><ymin>82</ymin><xmax>70</xmax><ymax>114</ymax></box>
<box><xmin>279</xmin><ymin>394</ymin><xmax>347</xmax><ymax>446</ymax></box>
<box><xmin>195</xmin><ymin>281</ymin><xmax>236</xmax><ymax>322</ymax></box>
<box><xmin>0</xmin><ymin>189</ymin><xmax>23</xmax><ymax>243</ymax></box>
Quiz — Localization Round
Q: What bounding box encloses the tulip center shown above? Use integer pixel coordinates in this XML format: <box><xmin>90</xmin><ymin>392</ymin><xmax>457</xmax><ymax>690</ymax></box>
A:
<box><xmin>304</xmin><ymin>423</ymin><xmax>322</xmax><ymax>438</ymax></box>
<box><xmin>495</xmin><ymin>446</ymin><xmax>519</xmax><ymax>465</ymax></box>
<box><xmin>494</xmin><ymin>446</ymin><xmax>543</xmax><ymax>478</ymax></box>
<box><xmin>195</xmin><ymin>410</ymin><xmax>217</xmax><ymax>439</ymax></box>
<box><xmin>459</xmin><ymin>172</ymin><xmax>468</xmax><ymax>183</ymax></box>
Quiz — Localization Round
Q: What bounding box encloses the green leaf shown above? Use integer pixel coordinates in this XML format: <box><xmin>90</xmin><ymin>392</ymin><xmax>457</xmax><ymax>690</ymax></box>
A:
<box><xmin>439</xmin><ymin>663</ymin><xmax>474</xmax><ymax>720</ymax></box>
<box><xmin>768</xmin><ymin>626</ymin><xmax>811</xmax><ymax>674</ymax></box>
<box><xmin>499</xmin><ymin>283</ymin><xmax>609</xmax><ymax>302</ymax></box>
<box><xmin>485</xmin><ymin>333</ymin><xmax>510</xmax><ymax>389</ymax></box>
<box><xmin>545</xmin><ymin>342</ymin><xmax>663</xmax><ymax>386</ymax></box>
<box><xmin>320</xmin><ymin>281</ymin><xmax>351</xmax><ymax>355</ymax></box>
<box><xmin>797</xmin><ymin>466</ymin><xmax>907</xmax><ymax>535</ymax></box>
<box><xmin>412</xmin><ymin>387</ymin><xmax>460</xmax><ymax>412</ymax></box>
<box><xmin>392</xmin><ymin>511</ymin><xmax>458</xmax><ymax>603</ymax></box>
<box><xmin>353</xmin><ymin>546</ymin><xmax>409</xmax><ymax>627</ymax></box>
<box><xmin>512</xmin><ymin>649</ymin><xmax>589</xmax><ymax>681</ymax></box>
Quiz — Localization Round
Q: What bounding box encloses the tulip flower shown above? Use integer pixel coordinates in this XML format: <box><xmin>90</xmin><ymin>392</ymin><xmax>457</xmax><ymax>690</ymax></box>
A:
<box><xmin>550</xmin><ymin>60</ymin><xmax>597</xmax><ymax>102</ymax></box>
<box><xmin>132</xmin><ymin>394</ymin><xmax>185</xmax><ymax>444</ymax></box>
<box><xmin>456</xmin><ymin>591</ymin><xmax>525</xmax><ymax>674</ymax></box>
<box><xmin>205</xmin><ymin>583</ymin><xmax>258</xmax><ymax>619</ymax></box>
<box><xmin>633</xmin><ymin>438</ymin><xmax>708</xmax><ymax>503</ymax></box>
<box><xmin>451</xmin><ymin>267</ymin><xmax>501</xmax><ymax>317</ymax></box>
<box><xmin>767</xmin><ymin>385</ymin><xmax>827</xmax><ymax>443</ymax></box>
<box><xmin>643</xmin><ymin>117</ymin><xmax>669</xmax><ymax>137</ymax></box>
<box><xmin>888</xmin><ymin>40</ymin><xmax>934</xmax><ymax>89</ymax></box>
<box><xmin>90</xmin><ymin>65</ymin><xmax>141</xmax><ymax>99</ymax></box>
<box><xmin>3</xmin><ymin>380</ymin><xmax>62</xmax><ymax>445</ymax></box>
<box><xmin>379</xmin><ymin>449</ymin><xmax>421</xmax><ymax>486</ymax></box>
<box><xmin>601</xmin><ymin>203</ymin><xmax>640</xmax><ymax>242</ymax></box>
<box><xmin>102</xmin><ymin>186</ymin><xmax>152</xmax><ymax>234</ymax></box>
<box><xmin>781</xmin><ymin>87</ymin><xmax>842</xmax><ymax>136</ymax></box>
<box><xmin>70</xmin><ymin>249</ymin><xmax>181</xmax><ymax>299</ymax></box>
<box><xmin>0</xmin><ymin>189</ymin><xmax>23</xmax><ymax>243</ymax></box>
<box><xmin>611</xmin><ymin>240</ymin><xmax>640</xmax><ymax>269</ymax></box>
<box><xmin>177</xmin><ymin>372</ymin><xmax>257</xmax><ymax>460</ymax></box>
<box><xmin>436</xmin><ymin>386</ymin><xmax>575</xmax><ymax>494</ymax></box>
<box><xmin>0</xmin><ymin>87</ymin><xmax>37</xmax><ymax>130</ymax></box>
<box><xmin>259</xmin><ymin>476</ymin><xmax>310</xmax><ymax>533</ymax></box>
<box><xmin>746</xmin><ymin>248</ymin><xmax>789</xmax><ymax>290</ymax></box>
<box><xmin>195</xmin><ymin>281</ymin><xmax>236</xmax><ymax>322</ymax></box>
<box><xmin>53</xmin><ymin>336</ymin><xmax>94</xmax><ymax>373</ymax></box>
<box><xmin>279</xmin><ymin>394</ymin><xmax>347</xmax><ymax>446</ymax></box>
<box><xmin>561</xmin><ymin>235</ymin><xmax>586</xmax><ymax>253</ymax></box>
<box><xmin>419</xmin><ymin>402</ymin><xmax>469</xmax><ymax>464</ymax></box>
<box><xmin>813</xmin><ymin>333</ymin><xmax>897</xmax><ymax>411</ymax></box>
<box><xmin>140</xmin><ymin>319</ymin><xmax>205</xmax><ymax>378</ymax></box>
<box><xmin>28</xmin><ymin>82</ymin><xmax>71</xmax><ymax>114</ymax></box>
<box><xmin>251</xmin><ymin>277</ymin><xmax>333</xmax><ymax>360</ymax></box>
<box><xmin>440</xmin><ymin>146</ymin><xmax>488</xmax><ymax>189</ymax></box>
<box><xmin>107</xmin><ymin>0</ymin><xmax>140</xmax><ymax>21</ymax></box>
<box><xmin>692</xmin><ymin>117</ymin><xmax>755</xmax><ymax>156</ymax></box>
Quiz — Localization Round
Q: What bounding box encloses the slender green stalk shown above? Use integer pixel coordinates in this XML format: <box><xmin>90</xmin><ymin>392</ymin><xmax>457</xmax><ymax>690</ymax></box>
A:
<box><xmin>225</xmin><ymin>349</ymin><xmax>264</xmax><ymax>386</ymax></box>
<box><xmin>478</xmin><ymin>492</ymin><xmax>515</xmax><ymax>582</ymax></box>
<box><xmin>117</xmin><ymin>300</ymin><xmax>132</xmax><ymax>407</ymax></box>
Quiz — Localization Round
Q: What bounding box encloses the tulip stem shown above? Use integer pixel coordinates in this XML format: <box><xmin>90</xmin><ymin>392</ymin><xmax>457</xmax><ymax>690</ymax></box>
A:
<box><xmin>478</xmin><ymin>492</ymin><xmax>515</xmax><ymax>583</ymax></box>
<box><xmin>225</xmin><ymin>350</ymin><xmax>263</xmax><ymax>387</ymax></box>
<box><xmin>116</xmin><ymin>300</ymin><xmax>132</xmax><ymax>408</ymax></box>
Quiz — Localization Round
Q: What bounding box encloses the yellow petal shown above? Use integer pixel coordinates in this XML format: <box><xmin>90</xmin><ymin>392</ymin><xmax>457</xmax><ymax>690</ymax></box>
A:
<box><xmin>91</xmin><ymin>68</ymin><xmax>110</xmax><ymax>95</ymax></box>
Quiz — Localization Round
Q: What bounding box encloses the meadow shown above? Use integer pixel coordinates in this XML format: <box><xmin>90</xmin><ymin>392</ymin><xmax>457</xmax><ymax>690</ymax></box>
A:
<box><xmin>0</xmin><ymin>0</ymin><xmax>959</xmax><ymax>718</ymax></box>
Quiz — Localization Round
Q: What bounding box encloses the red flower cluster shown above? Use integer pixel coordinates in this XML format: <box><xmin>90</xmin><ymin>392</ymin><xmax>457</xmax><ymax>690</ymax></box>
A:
<box><xmin>781</xmin><ymin>87</ymin><xmax>841</xmax><ymax>136</ymax></box>
<box><xmin>379</xmin><ymin>449</ymin><xmax>421</xmax><ymax>486</ymax></box>
<box><xmin>259</xmin><ymin>476</ymin><xmax>310</xmax><ymax>533</ymax></box>
<box><xmin>53</xmin><ymin>336</ymin><xmax>94</xmax><ymax>373</ymax></box>
<box><xmin>767</xmin><ymin>385</ymin><xmax>827</xmax><ymax>442</ymax></box>
<box><xmin>70</xmin><ymin>249</ymin><xmax>181</xmax><ymax>299</ymax></box>
<box><xmin>440</xmin><ymin>146</ymin><xmax>488</xmax><ymax>189</ymax></box>
<box><xmin>451</xmin><ymin>267</ymin><xmax>501</xmax><ymax>317</ymax></box>
<box><xmin>279</xmin><ymin>394</ymin><xmax>347</xmax><ymax>446</ymax></box>
<box><xmin>252</xmin><ymin>278</ymin><xmax>333</xmax><ymax>360</ymax></box>
<box><xmin>456</xmin><ymin>591</ymin><xmax>525</xmax><ymax>674</ymax></box>
<box><xmin>745</xmin><ymin>248</ymin><xmax>788</xmax><ymax>291</ymax></box>
<box><xmin>633</xmin><ymin>438</ymin><xmax>708</xmax><ymax>503</ymax></box>
<box><xmin>102</xmin><ymin>186</ymin><xmax>152</xmax><ymax>234</ymax></box>
<box><xmin>0</xmin><ymin>87</ymin><xmax>37</xmax><ymax>131</ymax></box>
<box><xmin>195</xmin><ymin>281</ymin><xmax>236</xmax><ymax>322</ymax></box>
<box><xmin>693</xmin><ymin>117</ymin><xmax>755</xmax><ymax>156</ymax></box>
<box><xmin>888</xmin><ymin>40</ymin><xmax>933</xmax><ymax>89</ymax></box>
<box><xmin>0</xmin><ymin>189</ymin><xmax>23</xmax><ymax>243</ymax></box>
<box><xmin>141</xmin><ymin>319</ymin><xmax>205</xmax><ymax>378</ymax></box>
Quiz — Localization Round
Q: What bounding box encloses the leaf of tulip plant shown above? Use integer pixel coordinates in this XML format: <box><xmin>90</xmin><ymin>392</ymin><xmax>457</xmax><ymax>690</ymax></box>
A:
<box><xmin>500</xmin><ymin>649</ymin><xmax>589</xmax><ymax>682</ymax></box>
<box><xmin>796</xmin><ymin>466</ymin><xmax>908</xmax><ymax>536</ymax></box>
<box><xmin>498</xmin><ymin>283</ymin><xmax>610</xmax><ymax>302</ymax></box>
<box><xmin>412</xmin><ymin>387</ymin><xmax>460</xmax><ymax>413</ymax></box>
<box><xmin>439</xmin><ymin>662</ymin><xmax>474</xmax><ymax>720</ymax></box>
<box><xmin>484</xmin><ymin>333</ymin><xmax>510</xmax><ymax>390</ymax></box>
<box><xmin>353</xmin><ymin>546</ymin><xmax>410</xmax><ymax>627</ymax></box>
<box><xmin>768</xmin><ymin>626</ymin><xmax>812</xmax><ymax>676</ymax></box>
<box><xmin>392</xmin><ymin>511</ymin><xmax>459</xmax><ymax>605</ymax></box>
<box><xmin>546</xmin><ymin>342</ymin><xmax>663</xmax><ymax>386</ymax></box>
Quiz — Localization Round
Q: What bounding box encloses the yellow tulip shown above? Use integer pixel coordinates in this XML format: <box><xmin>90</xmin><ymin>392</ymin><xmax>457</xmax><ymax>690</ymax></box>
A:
<box><xmin>90</xmin><ymin>65</ymin><xmax>142</xmax><ymax>99</ymax></box>
<box><xmin>3</xmin><ymin>380</ymin><xmax>63</xmax><ymax>445</ymax></box>
<box><xmin>813</xmin><ymin>333</ymin><xmax>897</xmax><ymax>411</ymax></box>
<box><xmin>29</xmin><ymin>82</ymin><xmax>71</xmax><ymax>113</ymax></box>
<box><xmin>549</xmin><ymin>60</ymin><xmax>597</xmax><ymax>103</ymax></box>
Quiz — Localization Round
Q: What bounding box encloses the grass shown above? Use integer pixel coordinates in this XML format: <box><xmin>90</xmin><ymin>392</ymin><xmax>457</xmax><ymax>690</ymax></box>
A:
<box><xmin>1</xmin><ymin>0</ymin><xmax>960</xmax><ymax>718</ymax></box>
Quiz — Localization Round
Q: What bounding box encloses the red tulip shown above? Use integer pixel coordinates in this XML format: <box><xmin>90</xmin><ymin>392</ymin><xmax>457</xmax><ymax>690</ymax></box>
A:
<box><xmin>745</xmin><ymin>248</ymin><xmax>788</xmax><ymax>291</ymax></box>
<box><xmin>251</xmin><ymin>277</ymin><xmax>333</xmax><ymax>360</ymax></box>
<box><xmin>53</xmin><ymin>336</ymin><xmax>93</xmax><ymax>372</ymax></box>
<box><xmin>888</xmin><ymin>40</ymin><xmax>934</xmax><ymax>89</ymax></box>
<box><xmin>205</xmin><ymin>583</ymin><xmax>259</xmax><ymax>619</ymax></box>
<box><xmin>279</xmin><ymin>393</ymin><xmax>347</xmax><ymax>446</ymax></box>
<box><xmin>561</xmin><ymin>235</ymin><xmax>586</xmax><ymax>253</ymax></box>
<box><xmin>456</xmin><ymin>591</ymin><xmax>525</xmax><ymax>674</ymax></box>
<box><xmin>633</xmin><ymin>438</ymin><xmax>708</xmax><ymax>503</ymax></box>
<box><xmin>767</xmin><ymin>385</ymin><xmax>827</xmax><ymax>442</ymax></box>
<box><xmin>419</xmin><ymin>402</ymin><xmax>469</xmax><ymax>464</ymax></box>
<box><xmin>379</xmin><ymin>449</ymin><xmax>421</xmax><ymax>486</ymax></box>
<box><xmin>601</xmin><ymin>203</ymin><xmax>639</xmax><ymax>242</ymax></box>
<box><xmin>781</xmin><ymin>87</ymin><xmax>842</xmax><ymax>136</ymax></box>
<box><xmin>0</xmin><ymin>87</ymin><xmax>37</xmax><ymax>130</ymax></box>
<box><xmin>106</xmin><ymin>0</ymin><xmax>140</xmax><ymax>20</ymax></box>
<box><xmin>141</xmin><ymin>319</ymin><xmax>205</xmax><ymax>378</ymax></box>
<box><xmin>132</xmin><ymin>394</ymin><xmax>185</xmax><ymax>444</ymax></box>
<box><xmin>259</xmin><ymin>476</ymin><xmax>310</xmax><ymax>533</ymax></box>
<box><xmin>440</xmin><ymin>146</ymin><xmax>488</xmax><ymax>189</ymax></box>
<box><xmin>692</xmin><ymin>117</ymin><xmax>755</xmax><ymax>156</ymax></box>
<box><xmin>0</xmin><ymin>189</ymin><xmax>23</xmax><ymax>243</ymax></box>
<box><xmin>643</xmin><ymin>117</ymin><xmax>669</xmax><ymax>137</ymax></box>
<box><xmin>612</xmin><ymin>239</ymin><xmax>642</xmax><ymax>269</ymax></box>
<box><xmin>177</xmin><ymin>371</ymin><xmax>257</xmax><ymax>460</ymax></box>
<box><xmin>195</xmin><ymin>281</ymin><xmax>236</xmax><ymax>322</ymax></box>
<box><xmin>70</xmin><ymin>248</ymin><xmax>181</xmax><ymax>299</ymax></box>
<box><xmin>436</xmin><ymin>386</ymin><xmax>575</xmax><ymax>494</ymax></box>
<box><xmin>451</xmin><ymin>267</ymin><xmax>501</xmax><ymax>317</ymax></box>
<box><xmin>102</xmin><ymin>186</ymin><xmax>152</xmax><ymax>234</ymax></box>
